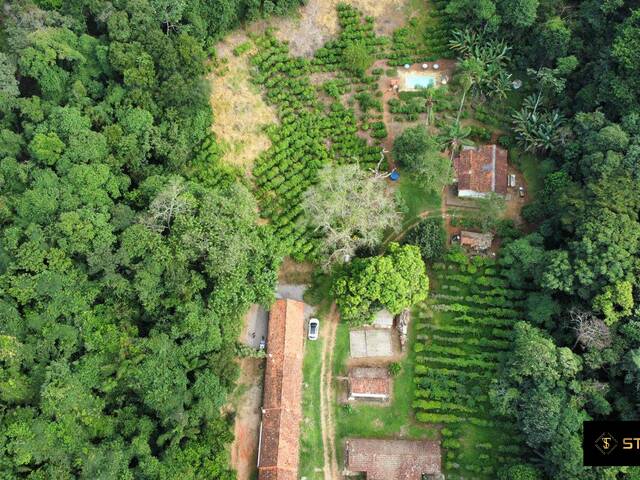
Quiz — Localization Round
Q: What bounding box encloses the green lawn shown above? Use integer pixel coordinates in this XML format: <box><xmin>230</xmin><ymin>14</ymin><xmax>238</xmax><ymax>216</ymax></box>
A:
<box><xmin>299</xmin><ymin>337</ymin><xmax>324</xmax><ymax>479</ymax></box>
<box><xmin>333</xmin><ymin>316</ymin><xmax>438</xmax><ymax>466</ymax></box>
<box><xmin>396</xmin><ymin>173</ymin><xmax>442</xmax><ymax>226</ymax></box>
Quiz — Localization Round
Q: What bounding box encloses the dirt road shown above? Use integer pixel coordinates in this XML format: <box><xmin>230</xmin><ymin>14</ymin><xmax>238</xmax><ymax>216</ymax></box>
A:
<box><xmin>229</xmin><ymin>358</ymin><xmax>263</xmax><ymax>480</ymax></box>
<box><xmin>320</xmin><ymin>304</ymin><xmax>340</xmax><ymax>480</ymax></box>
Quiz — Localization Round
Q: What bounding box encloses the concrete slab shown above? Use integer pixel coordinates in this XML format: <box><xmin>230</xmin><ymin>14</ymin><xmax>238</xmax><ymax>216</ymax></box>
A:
<box><xmin>350</xmin><ymin>330</ymin><xmax>368</xmax><ymax>358</ymax></box>
<box><xmin>349</xmin><ymin>329</ymin><xmax>393</xmax><ymax>358</ymax></box>
<box><xmin>366</xmin><ymin>329</ymin><xmax>393</xmax><ymax>356</ymax></box>
<box><xmin>276</xmin><ymin>283</ymin><xmax>316</xmax><ymax>321</ymax></box>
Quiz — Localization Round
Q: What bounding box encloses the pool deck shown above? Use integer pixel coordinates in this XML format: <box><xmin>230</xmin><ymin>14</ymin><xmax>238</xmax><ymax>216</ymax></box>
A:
<box><xmin>396</xmin><ymin>60</ymin><xmax>456</xmax><ymax>91</ymax></box>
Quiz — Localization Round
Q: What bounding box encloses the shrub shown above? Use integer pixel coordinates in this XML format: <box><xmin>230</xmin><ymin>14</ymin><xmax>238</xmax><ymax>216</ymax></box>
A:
<box><xmin>343</xmin><ymin>41</ymin><xmax>373</xmax><ymax>75</ymax></box>
<box><xmin>498</xmin><ymin>464</ymin><xmax>543</xmax><ymax>480</ymax></box>
<box><xmin>233</xmin><ymin>41</ymin><xmax>252</xmax><ymax>56</ymax></box>
<box><xmin>323</xmin><ymin>80</ymin><xmax>342</xmax><ymax>98</ymax></box>
<box><xmin>388</xmin><ymin>362</ymin><xmax>402</xmax><ymax>376</ymax></box>
<box><xmin>355</xmin><ymin>92</ymin><xmax>382</xmax><ymax>112</ymax></box>
<box><xmin>404</xmin><ymin>217</ymin><xmax>447</xmax><ymax>262</ymax></box>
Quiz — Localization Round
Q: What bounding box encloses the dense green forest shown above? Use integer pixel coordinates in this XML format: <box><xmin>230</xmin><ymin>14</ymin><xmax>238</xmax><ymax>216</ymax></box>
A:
<box><xmin>438</xmin><ymin>0</ymin><xmax>640</xmax><ymax>478</ymax></box>
<box><xmin>0</xmin><ymin>0</ymin><xmax>303</xmax><ymax>477</ymax></box>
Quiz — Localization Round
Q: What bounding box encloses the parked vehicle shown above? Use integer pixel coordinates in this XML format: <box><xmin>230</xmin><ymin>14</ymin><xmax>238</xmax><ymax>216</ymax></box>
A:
<box><xmin>518</xmin><ymin>186</ymin><xmax>525</xmax><ymax>198</ymax></box>
<box><xmin>259</xmin><ymin>336</ymin><xmax>266</xmax><ymax>350</ymax></box>
<box><xmin>308</xmin><ymin>318</ymin><xmax>320</xmax><ymax>340</ymax></box>
<box><xmin>508</xmin><ymin>174</ymin><xmax>516</xmax><ymax>188</ymax></box>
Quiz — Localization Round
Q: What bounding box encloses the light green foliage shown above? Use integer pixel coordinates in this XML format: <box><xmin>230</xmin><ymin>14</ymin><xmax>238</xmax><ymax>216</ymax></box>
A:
<box><xmin>28</xmin><ymin>132</ymin><xmax>65</xmax><ymax>165</ymax></box>
<box><xmin>342</xmin><ymin>41</ymin><xmax>373</xmax><ymax>76</ymax></box>
<box><xmin>592</xmin><ymin>281</ymin><xmax>634</xmax><ymax>325</ymax></box>
<box><xmin>333</xmin><ymin>243</ymin><xmax>428</xmax><ymax>325</ymax></box>
<box><xmin>393</xmin><ymin>126</ymin><xmax>453</xmax><ymax>191</ymax></box>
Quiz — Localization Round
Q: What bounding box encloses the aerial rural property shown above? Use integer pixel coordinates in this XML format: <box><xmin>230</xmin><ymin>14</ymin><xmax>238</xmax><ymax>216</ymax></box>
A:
<box><xmin>1</xmin><ymin>1</ymin><xmax>639</xmax><ymax>480</ymax></box>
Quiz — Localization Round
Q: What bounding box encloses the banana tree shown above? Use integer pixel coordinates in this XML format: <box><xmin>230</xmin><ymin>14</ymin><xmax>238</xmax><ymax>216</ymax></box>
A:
<box><xmin>512</xmin><ymin>93</ymin><xmax>568</xmax><ymax>152</ymax></box>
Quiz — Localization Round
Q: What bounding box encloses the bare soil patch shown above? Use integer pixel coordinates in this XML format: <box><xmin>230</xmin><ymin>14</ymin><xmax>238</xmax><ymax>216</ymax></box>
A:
<box><xmin>229</xmin><ymin>358</ymin><xmax>264</xmax><ymax>480</ymax></box>
<box><xmin>320</xmin><ymin>304</ymin><xmax>340</xmax><ymax>480</ymax></box>
<box><xmin>251</xmin><ymin>0</ymin><xmax>406</xmax><ymax>58</ymax></box>
<box><xmin>278</xmin><ymin>257</ymin><xmax>315</xmax><ymax>284</ymax></box>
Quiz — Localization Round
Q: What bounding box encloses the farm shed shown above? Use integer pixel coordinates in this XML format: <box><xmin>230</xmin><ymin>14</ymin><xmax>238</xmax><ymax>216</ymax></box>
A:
<box><xmin>349</xmin><ymin>329</ymin><xmax>393</xmax><ymax>358</ymax></box>
<box><xmin>257</xmin><ymin>299</ymin><xmax>304</xmax><ymax>480</ymax></box>
<box><xmin>348</xmin><ymin>367</ymin><xmax>391</xmax><ymax>401</ymax></box>
<box><xmin>453</xmin><ymin>144</ymin><xmax>508</xmax><ymax>198</ymax></box>
<box><xmin>460</xmin><ymin>231</ymin><xmax>494</xmax><ymax>252</ymax></box>
<box><xmin>345</xmin><ymin>438</ymin><xmax>442</xmax><ymax>480</ymax></box>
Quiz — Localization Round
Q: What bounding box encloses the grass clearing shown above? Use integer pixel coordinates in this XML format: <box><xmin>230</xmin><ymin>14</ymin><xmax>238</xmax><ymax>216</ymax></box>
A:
<box><xmin>299</xmin><ymin>338</ymin><xmax>325</xmax><ymax>479</ymax></box>
<box><xmin>333</xmin><ymin>315</ymin><xmax>438</xmax><ymax>467</ymax></box>
<box><xmin>396</xmin><ymin>173</ymin><xmax>442</xmax><ymax>224</ymax></box>
<box><xmin>510</xmin><ymin>148</ymin><xmax>555</xmax><ymax>198</ymax></box>
<box><xmin>209</xmin><ymin>43</ymin><xmax>278</xmax><ymax>175</ymax></box>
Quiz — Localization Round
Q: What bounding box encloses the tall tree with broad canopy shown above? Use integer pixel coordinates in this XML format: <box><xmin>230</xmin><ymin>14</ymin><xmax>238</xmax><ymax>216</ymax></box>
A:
<box><xmin>332</xmin><ymin>243</ymin><xmax>429</xmax><ymax>325</ymax></box>
<box><xmin>301</xmin><ymin>164</ymin><xmax>401</xmax><ymax>269</ymax></box>
<box><xmin>393</xmin><ymin>125</ymin><xmax>453</xmax><ymax>191</ymax></box>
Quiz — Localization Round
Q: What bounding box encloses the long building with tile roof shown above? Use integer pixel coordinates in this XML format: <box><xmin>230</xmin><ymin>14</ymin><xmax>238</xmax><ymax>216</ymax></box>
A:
<box><xmin>257</xmin><ymin>299</ymin><xmax>304</xmax><ymax>480</ymax></box>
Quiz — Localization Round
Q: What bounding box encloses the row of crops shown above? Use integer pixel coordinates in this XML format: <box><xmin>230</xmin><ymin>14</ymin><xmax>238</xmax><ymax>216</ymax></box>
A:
<box><xmin>388</xmin><ymin>0</ymin><xmax>453</xmax><ymax>66</ymax></box>
<box><xmin>413</xmin><ymin>250</ymin><xmax>527</xmax><ymax>479</ymax></box>
<box><xmin>313</xmin><ymin>4</ymin><xmax>387</xmax><ymax>71</ymax></box>
<box><xmin>249</xmin><ymin>6</ymin><xmax>389</xmax><ymax>260</ymax></box>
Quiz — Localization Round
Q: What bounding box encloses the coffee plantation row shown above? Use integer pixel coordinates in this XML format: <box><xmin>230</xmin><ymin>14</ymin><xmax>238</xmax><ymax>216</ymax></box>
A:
<box><xmin>413</xmin><ymin>251</ymin><xmax>526</xmax><ymax>479</ymax></box>
<box><xmin>247</xmin><ymin>6</ymin><xmax>392</xmax><ymax>259</ymax></box>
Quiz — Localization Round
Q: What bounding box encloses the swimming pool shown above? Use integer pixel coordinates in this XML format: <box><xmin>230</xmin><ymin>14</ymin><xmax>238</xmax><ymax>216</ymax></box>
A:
<box><xmin>403</xmin><ymin>73</ymin><xmax>436</xmax><ymax>90</ymax></box>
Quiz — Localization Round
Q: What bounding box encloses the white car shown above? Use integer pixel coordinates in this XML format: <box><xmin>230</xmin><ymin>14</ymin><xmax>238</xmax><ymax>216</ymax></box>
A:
<box><xmin>308</xmin><ymin>318</ymin><xmax>319</xmax><ymax>340</ymax></box>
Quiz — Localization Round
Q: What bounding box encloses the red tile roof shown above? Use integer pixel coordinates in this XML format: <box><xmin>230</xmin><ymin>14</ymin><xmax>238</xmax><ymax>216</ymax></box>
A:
<box><xmin>258</xmin><ymin>299</ymin><xmax>305</xmax><ymax>480</ymax></box>
<box><xmin>349</xmin><ymin>368</ymin><xmax>391</xmax><ymax>397</ymax></box>
<box><xmin>453</xmin><ymin>144</ymin><xmax>508</xmax><ymax>196</ymax></box>
<box><xmin>460</xmin><ymin>230</ymin><xmax>494</xmax><ymax>251</ymax></box>
<box><xmin>346</xmin><ymin>438</ymin><xmax>442</xmax><ymax>480</ymax></box>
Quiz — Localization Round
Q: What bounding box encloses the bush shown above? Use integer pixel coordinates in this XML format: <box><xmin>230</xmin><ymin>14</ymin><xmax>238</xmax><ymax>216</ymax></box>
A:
<box><xmin>355</xmin><ymin>92</ymin><xmax>382</xmax><ymax>112</ymax></box>
<box><xmin>233</xmin><ymin>41</ymin><xmax>252</xmax><ymax>56</ymax></box>
<box><xmin>323</xmin><ymin>81</ymin><xmax>342</xmax><ymax>98</ymax></box>
<box><xmin>498</xmin><ymin>464</ymin><xmax>543</xmax><ymax>480</ymax></box>
<box><xmin>388</xmin><ymin>362</ymin><xmax>402</xmax><ymax>376</ymax></box>
<box><xmin>343</xmin><ymin>41</ymin><xmax>373</xmax><ymax>75</ymax></box>
<box><xmin>404</xmin><ymin>217</ymin><xmax>447</xmax><ymax>262</ymax></box>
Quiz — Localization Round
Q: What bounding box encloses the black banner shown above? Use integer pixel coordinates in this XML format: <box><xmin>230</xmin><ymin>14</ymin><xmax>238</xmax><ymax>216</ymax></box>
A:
<box><xmin>584</xmin><ymin>421</ymin><xmax>640</xmax><ymax>466</ymax></box>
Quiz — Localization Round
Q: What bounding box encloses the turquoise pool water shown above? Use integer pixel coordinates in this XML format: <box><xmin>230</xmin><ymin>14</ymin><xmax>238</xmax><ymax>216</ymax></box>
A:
<box><xmin>404</xmin><ymin>73</ymin><xmax>436</xmax><ymax>89</ymax></box>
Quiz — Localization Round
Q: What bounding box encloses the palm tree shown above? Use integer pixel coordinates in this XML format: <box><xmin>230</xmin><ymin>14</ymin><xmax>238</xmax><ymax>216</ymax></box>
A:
<box><xmin>455</xmin><ymin>57</ymin><xmax>486</xmax><ymax>123</ymax></box>
<box><xmin>441</xmin><ymin>121</ymin><xmax>472</xmax><ymax>161</ymax></box>
<box><xmin>424</xmin><ymin>87</ymin><xmax>436</xmax><ymax>127</ymax></box>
